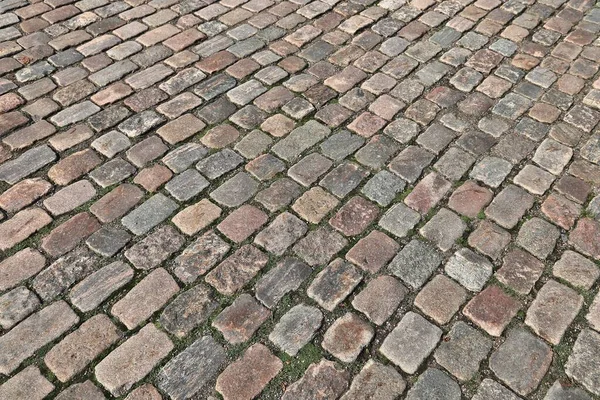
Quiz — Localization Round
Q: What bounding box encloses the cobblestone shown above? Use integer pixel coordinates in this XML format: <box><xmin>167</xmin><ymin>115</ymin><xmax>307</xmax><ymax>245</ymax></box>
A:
<box><xmin>1</xmin><ymin>1</ymin><xmax>600</xmax><ymax>398</ymax></box>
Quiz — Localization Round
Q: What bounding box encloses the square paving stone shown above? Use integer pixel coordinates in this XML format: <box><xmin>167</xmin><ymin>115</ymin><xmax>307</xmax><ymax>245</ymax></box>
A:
<box><xmin>445</xmin><ymin>248</ymin><xmax>493</xmax><ymax>292</ymax></box>
<box><xmin>345</xmin><ymin>230</ymin><xmax>399</xmax><ymax>273</ymax></box>
<box><xmin>489</xmin><ymin>328</ymin><xmax>553</xmax><ymax>396</ymax></box>
<box><xmin>307</xmin><ymin>258</ymin><xmax>362</xmax><ymax>311</ymax></box>
<box><xmin>405</xmin><ymin>369</ymin><xmax>461</xmax><ymax>400</ymax></box>
<box><xmin>552</xmin><ymin>250</ymin><xmax>600</xmax><ymax>290</ymax></box>
<box><xmin>566</xmin><ymin>329</ymin><xmax>600</xmax><ymax>396</ymax></box>
<box><xmin>320</xmin><ymin>161</ymin><xmax>369</xmax><ymax>198</ymax></box>
<box><xmin>361</xmin><ymin>170</ymin><xmax>406</xmax><ymax>206</ymax></box>
<box><xmin>341</xmin><ymin>360</ymin><xmax>405</xmax><ymax>400</ymax></box>
<box><xmin>414</xmin><ymin>274</ymin><xmax>467</xmax><ymax>325</ymax></box>
<box><xmin>472</xmin><ymin>379</ymin><xmax>522</xmax><ymax>400</ymax></box>
<box><xmin>212</xmin><ymin>294</ymin><xmax>270</xmax><ymax>344</ymax></box>
<box><xmin>329</xmin><ymin>196</ymin><xmax>379</xmax><ymax>236</ymax></box>
<box><xmin>468</xmin><ymin>220</ymin><xmax>511</xmax><ymax>260</ymax></box>
<box><xmin>352</xmin><ymin>275</ymin><xmax>406</xmax><ymax>325</ymax></box>
<box><xmin>378</xmin><ymin>203</ymin><xmax>421</xmax><ymax>238</ymax></box>
<box><xmin>525</xmin><ymin>280</ymin><xmax>583</xmax><ymax>345</ymax></box>
<box><xmin>516</xmin><ymin>217</ymin><xmax>560</xmax><ymax>260</ymax></box>
<box><xmin>379</xmin><ymin>312</ymin><xmax>442</xmax><ymax>374</ymax></box>
<box><xmin>269</xmin><ymin>304</ymin><xmax>322</xmax><ymax>356</ymax></box>
<box><xmin>419</xmin><ymin>208</ymin><xmax>466</xmax><ymax>252</ymax></box>
<box><xmin>485</xmin><ymin>184</ymin><xmax>534</xmax><ymax>229</ymax></box>
<box><xmin>388</xmin><ymin>239</ymin><xmax>443</xmax><ymax>289</ymax></box>
<box><xmin>322</xmin><ymin>313</ymin><xmax>374</xmax><ymax>363</ymax></box>
<box><xmin>463</xmin><ymin>285</ymin><xmax>521</xmax><ymax>337</ymax></box>
<box><xmin>210</xmin><ymin>172</ymin><xmax>259</xmax><ymax>207</ymax></box>
<box><xmin>434</xmin><ymin>321</ymin><xmax>492</xmax><ymax>381</ymax></box>
<box><xmin>293</xmin><ymin>227</ymin><xmax>348</xmax><ymax>267</ymax></box>
<box><xmin>495</xmin><ymin>249</ymin><xmax>545</xmax><ymax>295</ymax></box>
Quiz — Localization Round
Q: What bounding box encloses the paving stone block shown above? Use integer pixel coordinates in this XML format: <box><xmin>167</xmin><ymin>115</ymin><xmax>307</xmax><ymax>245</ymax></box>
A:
<box><xmin>380</xmin><ymin>312</ymin><xmax>442</xmax><ymax>374</ymax></box>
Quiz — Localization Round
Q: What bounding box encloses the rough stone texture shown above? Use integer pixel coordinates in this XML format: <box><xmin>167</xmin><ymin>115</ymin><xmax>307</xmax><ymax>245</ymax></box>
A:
<box><xmin>307</xmin><ymin>258</ymin><xmax>362</xmax><ymax>311</ymax></box>
<box><xmin>405</xmin><ymin>368</ymin><xmax>461</xmax><ymax>400</ymax></box>
<box><xmin>490</xmin><ymin>328</ymin><xmax>553</xmax><ymax>396</ymax></box>
<box><xmin>322</xmin><ymin>312</ymin><xmax>374</xmax><ymax>363</ymax></box>
<box><xmin>44</xmin><ymin>314</ymin><xmax>122</xmax><ymax>382</ymax></box>
<box><xmin>156</xmin><ymin>336</ymin><xmax>227</xmax><ymax>400</ymax></box>
<box><xmin>216</xmin><ymin>344</ymin><xmax>283</xmax><ymax>400</ymax></box>
<box><xmin>0</xmin><ymin>2</ymin><xmax>599</xmax><ymax>397</ymax></box>
<box><xmin>270</xmin><ymin>304</ymin><xmax>323</xmax><ymax>356</ymax></box>
<box><xmin>434</xmin><ymin>321</ymin><xmax>492</xmax><ymax>381</ymax></box>
<box><xmin>352</xmin><ymin>275</ymin><xmax>406</xmax><ymax>325</ymax></box>
<box><xmin>380</xmin><ymin>312</ymin><xmax>442</xmax><ymax>374</ymax></box>
<box><xmin>340</xmin><ymin>360</ymin><xmax>406</xmax><ymax>400</ymax></box>
<box><xmin>0</xmin><ymin>301</ymin><xmax>79</xmax><ymax>374</ymax></box>
<box><xmin>282</xmin><ymin>360</ymin><xmax>349</xmax><ymax>400</ymax></box>
<box><xmin>526</xmin><ymin>280</ymin><xmax>583</xmax><ymax>345</ymax></box>
<box><xmin>95</xmin><ymin>324</ymin><xmax>174</xmax><ymax>396</ymax></box>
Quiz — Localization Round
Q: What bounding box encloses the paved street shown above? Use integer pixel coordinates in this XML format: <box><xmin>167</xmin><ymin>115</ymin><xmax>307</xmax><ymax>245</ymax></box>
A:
<box><xmin>1</xmin><ymin>0</ymin><xmax>600</xmax><ymax>398</ymax></box>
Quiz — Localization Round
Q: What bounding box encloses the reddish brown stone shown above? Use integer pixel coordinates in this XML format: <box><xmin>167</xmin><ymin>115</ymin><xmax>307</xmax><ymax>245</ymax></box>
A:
<box><xmin>0</xmin><ymin>208</ymin><xmax>52</xmax><ymax>251</ymax></box>
<box><xmin>468</xmin><ymin>220</ymin><xmax>511</xmax><ymax>260</ymax></box>
<box><xmin>345</xmin><ymin>230</ymin><xmax>399</xmax><ymax>273</ymax></box>
<box><xmin>329</xmin><ymin>196</ymin><xmax>379</xmax><ymax>236</ymax></box>
<box><xmin>495</xmin><ymin>249</ymin><xmax>545</xmax><ymax>295</ymax></box>
<box><xmin>41</xmin><ymin>212</ymin><xmax>101</xmax><ymax>257</ymax></box>
<box><xmin>212</xmin><ymin>294</ymin><xmax>270</xmax><ymax>344</ymax></box>
<box><xmin>404</xmin><ymin>172</ymin><xmax>451</xmax><ymax>214</ymax></box>
<box><xmin>463</xmin><ymin>285</ymin><xmax>521</xmax><ymax>337</ymax></box>
<box><xmin>448</xmin><ymin>181</ymin><xmax>493</xmax><ymax>218</ymax></box>
<box><xmin>570</xmin><ymin>218</ymin><xmax>600</xmax><ymax>259</ymax></box>
<box><xmin>217</xmin><ymin>204</ymin><xmax>268</xmax><ymax>243</ymax></box>
<box><xmin>216</xmin><ymin>344</ymin><xmax>282</xmax><ymax>400</ymax></box>
<box><xmin>0</xmin><ymin>178</ymin><xmax>52</xmax><ymax>213</ymax></box>
<box><xmin>541</xmin><ymin>193</ymin><xmax>581</xmax><ymax>230</ymax></box>
<box><xmin>90</xmin><ymin>184</ymin><xmax>144</xmax><ymax>223</ymax></box>
<box><xmin>48</xmin><ymin>149</ymin><xmax>102</xmax><ymax>186</ymax></box>
<box><xmin>133</xmin><ymin>165</ymin><xmax>173</xmax><ymax>192</ymax></box>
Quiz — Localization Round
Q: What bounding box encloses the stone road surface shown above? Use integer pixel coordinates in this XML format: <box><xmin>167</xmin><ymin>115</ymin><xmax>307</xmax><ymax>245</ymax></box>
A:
<box><xmin>1</xmin><ymin>0</ymin><xmax>600</xmax><ymax>398</ymax></box>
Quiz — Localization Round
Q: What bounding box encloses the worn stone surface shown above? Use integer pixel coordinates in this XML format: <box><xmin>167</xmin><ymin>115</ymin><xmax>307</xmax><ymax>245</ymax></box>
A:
<box><xmin>490</xmin><ymin>328</ymin><xmax>553</xmax><ymax>396</ymax></box>
<box><xmin>95</xmin><ymin>324</ymin><xmax>174</xmax><ymax>396</ymax></box>
<box><xmin>282</xmin><ymin>360</ymin><xmax>349</xmax><ymax>400</ymax></box>
<box><xmin>270</xmin><ymin>304</ymin><xmax>322</xmax><ymax>356</ymax></box>
<box><xmin>156</xmin><ymin>336</ymin><xmax>227</xmax><ymax>400</ymax></box>
<box><xmin>0</xmin><ymin>1</ymin><xmax>599</xmax><ymax>397</ymax></box>
<box><xmin>380</xmin><ymin>312</ymin><xmax>442</xmax><ymax>374</ymax></box>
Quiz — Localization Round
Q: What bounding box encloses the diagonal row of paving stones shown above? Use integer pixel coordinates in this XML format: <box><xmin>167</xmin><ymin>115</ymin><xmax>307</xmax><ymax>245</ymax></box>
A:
<box><xmin>1</xmin><ymin>0</ymin><xmax>600</xmax><ymax>398</ymax></box>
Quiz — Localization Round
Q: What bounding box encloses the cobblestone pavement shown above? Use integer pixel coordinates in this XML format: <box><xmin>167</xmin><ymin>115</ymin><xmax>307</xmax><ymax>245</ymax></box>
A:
<box><xmin>2</xmin><ymin>0</ymin><xmax>600</xmax><ymax>398</ymax></box>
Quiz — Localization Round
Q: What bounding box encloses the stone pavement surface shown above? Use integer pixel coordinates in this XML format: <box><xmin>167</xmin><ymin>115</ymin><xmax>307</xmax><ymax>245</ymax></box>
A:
<box><xmin>2</xmin><ymin>0</ymin><xmax>600</xmax><ymax>398</ymax></box>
